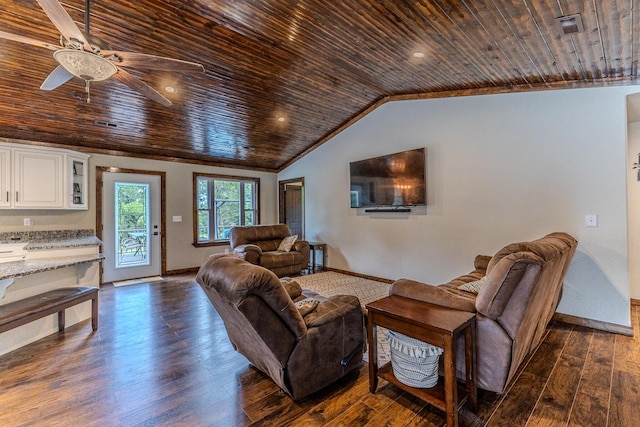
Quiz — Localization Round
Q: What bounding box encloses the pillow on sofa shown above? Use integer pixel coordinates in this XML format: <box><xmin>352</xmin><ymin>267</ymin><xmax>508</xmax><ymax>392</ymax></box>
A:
<box><xmin>458</xmin><ymin>276</ymin><xmax>486</xmax><ymax>294</ymax></box>
<box><xmin>294</xmin><ymin>298</ymin><xmax>319</xmax><ymax>316</ymax></box>
<box><xmin>278</xmin><ymin>235</ymin><xmax>298</xmax><ymax>252</ymax></box>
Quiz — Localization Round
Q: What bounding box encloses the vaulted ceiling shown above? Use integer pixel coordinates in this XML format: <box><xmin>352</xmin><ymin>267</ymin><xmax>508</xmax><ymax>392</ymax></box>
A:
<box><xmin>0</xmin><ymin>1</ymin><xmax>638</xmax><ymax>172</ymax></box>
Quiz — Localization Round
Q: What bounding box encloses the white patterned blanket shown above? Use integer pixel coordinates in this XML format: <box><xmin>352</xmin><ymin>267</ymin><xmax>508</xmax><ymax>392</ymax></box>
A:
<box><xmin>292</xmin><ymin>271</ymin><xmax>391</xmax><ymax>365</ymax></box>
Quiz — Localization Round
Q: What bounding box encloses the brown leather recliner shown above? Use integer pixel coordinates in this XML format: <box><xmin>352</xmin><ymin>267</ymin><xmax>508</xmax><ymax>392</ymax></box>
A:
<box><xmin>196</xmin><ymin>254</ymin><xmax>365</xmax><ymax>400</ymax></box>
<box><xmin>229</xmin><ymin>224</ymin><xmax>310</xmax><ymax>277</ymax></box>
<box><xmin>389</xmin><ymin>232</ymin><xmax>577</xmax><ymax>393</ymax></box>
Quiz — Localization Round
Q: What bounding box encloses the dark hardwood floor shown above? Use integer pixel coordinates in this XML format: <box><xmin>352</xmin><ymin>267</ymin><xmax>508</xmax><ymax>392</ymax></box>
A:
<box><xmin>0</xmin><ymin>274</ymin><xmax>638</xmax><ymax>426</ymax></box>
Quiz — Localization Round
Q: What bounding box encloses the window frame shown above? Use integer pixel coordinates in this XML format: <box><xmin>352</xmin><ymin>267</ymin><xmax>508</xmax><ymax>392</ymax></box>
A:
<box><xmin>192</xmin><ymin>172</ymin><xmax>260</xmax><ymax>247</ymax></box>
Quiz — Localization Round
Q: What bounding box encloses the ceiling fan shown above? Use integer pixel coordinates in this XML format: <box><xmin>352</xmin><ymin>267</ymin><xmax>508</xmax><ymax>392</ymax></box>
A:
<box><xmin>0</xmin><ymin>0</ymin><xmax>205</xmax><ymax>106</ymax></box>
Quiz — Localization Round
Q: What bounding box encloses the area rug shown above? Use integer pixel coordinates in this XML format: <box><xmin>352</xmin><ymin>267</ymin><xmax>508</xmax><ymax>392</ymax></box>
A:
<box><xmin>112</xmin><ymin>276</ymin><xmax>164</xmax><ymax>287</ymax></box>
<box><xmin>293</xmin><ymin>271</ymin><xmax>392</xmax><ymax>365</ymax></box>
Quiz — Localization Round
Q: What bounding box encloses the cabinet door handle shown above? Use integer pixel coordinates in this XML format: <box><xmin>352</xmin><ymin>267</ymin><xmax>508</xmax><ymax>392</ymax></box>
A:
<box><xmin>5</xmin><ymin>191</ymin><xmax>7</xmax><ymax>202</ymax></box>
<box><xmin>15</xmin><ymin>192</ymin><xmax>18</xmax><ymax>202</ymax></box>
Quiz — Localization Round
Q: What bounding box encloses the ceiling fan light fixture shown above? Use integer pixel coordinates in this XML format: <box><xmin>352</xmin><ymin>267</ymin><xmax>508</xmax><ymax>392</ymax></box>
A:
<box><xmin>53</xmin><ymin>50</ymin><xmax>117</xmax><ymax>81</ymax></box>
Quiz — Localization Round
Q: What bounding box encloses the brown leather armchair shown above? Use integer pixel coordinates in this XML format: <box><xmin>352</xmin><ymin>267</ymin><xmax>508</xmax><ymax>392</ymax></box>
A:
<box><xmin>389</xmin><ymin>232</ymin><xmax>577</xmax><ymax>393</ymax></box>
<box><xmin>196</xmin><ymin>254</ymin><xmax>365</xmax><ymax>400</ymax></box>
<box><xmin>229</xmin><ymin>224</ymin><xmax>310</xmax><ymax>277</ymax></box>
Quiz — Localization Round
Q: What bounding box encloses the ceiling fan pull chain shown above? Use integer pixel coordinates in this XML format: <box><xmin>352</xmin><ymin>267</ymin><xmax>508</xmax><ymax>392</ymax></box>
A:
<box><xmin>85</xmin><ymin>80</ymin><xmax>91</xmax><ymax>103</ymax></box>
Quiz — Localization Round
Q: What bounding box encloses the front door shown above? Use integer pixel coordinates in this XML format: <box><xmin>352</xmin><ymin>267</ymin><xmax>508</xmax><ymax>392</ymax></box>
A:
<box><xmin>101</xmin><ymin>171</ymin><xmax>162</xmax><ymax>283</ymax></box>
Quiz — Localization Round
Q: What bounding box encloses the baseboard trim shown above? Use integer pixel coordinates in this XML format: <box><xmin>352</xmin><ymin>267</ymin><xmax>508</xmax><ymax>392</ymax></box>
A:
<box><xmin>164</xmin><ymin>267</ymin><xmax>200</xmax><ymax>276</ymax></box>
<box><xmin>324</xmin><ymin>267</ymin><xmax>394</xmax><ymax>284</ymax></box>
<box><xmin>552</xmin><ymin>312</ymin><xmax>634</xmax><ymax>336</ymax></box>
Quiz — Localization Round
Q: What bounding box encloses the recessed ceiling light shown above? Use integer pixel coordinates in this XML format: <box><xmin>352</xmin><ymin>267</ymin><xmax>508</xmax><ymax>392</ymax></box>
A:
<box><xmin>412</xmin><ymin>51</ymin><xmax>425</xmax><ymax>58</ymax></box>
<box><xmin>277</xmin><ymin>116</ymin><xmax>286</xmax><ymax>122</ymax></box>
<box><xmin>164</xmin><ymin>86</ymin><xmax>176</xmax><ymax>94</ymax></box>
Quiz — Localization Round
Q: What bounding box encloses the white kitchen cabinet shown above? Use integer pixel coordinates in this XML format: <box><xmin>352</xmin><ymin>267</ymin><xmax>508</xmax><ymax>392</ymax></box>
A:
<box><xmin>0</xmin><ymin>142</ymin><xmax>90</xmax><ymax>210</ymax></box>
<box><xmin>13</xmin><ymin>148</ymin><xmax>65</xmax><ymax>208</ymax></box>
<box><xmin>0</xmin><ymin>148</ymin><xmax>10</xmax><ymax>208</ymax></box>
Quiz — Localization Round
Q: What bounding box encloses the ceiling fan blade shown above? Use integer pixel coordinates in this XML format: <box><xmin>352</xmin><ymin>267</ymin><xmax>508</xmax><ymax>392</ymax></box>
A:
<box><xmin>40</xmin><ymin>65</ymin><xmax>74</xmax><ymax>90</ymax></box>
<box><xmin>102</xmin><ymin>50</ymin><xmax>205</xmax><ymax>73</ymax></box>
<box><xmin>0</xmin><ymin>30</ymin><xmax>59</xmax><ymax>50</ymax></box>
<box><xmin>36</xmin><ymin>0</ymin><xmax>91</xmax><ymax>50</ymax></box>
<box><xmin>113</xmin><ymin>67</ymin><xmax>172</xmax><ymax>107</ymax></box>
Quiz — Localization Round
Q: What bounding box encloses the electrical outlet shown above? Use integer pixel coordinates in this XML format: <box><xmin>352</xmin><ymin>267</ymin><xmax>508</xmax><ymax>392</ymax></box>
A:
<box><xmin>585</xmin><ymin>214</ymin><xmax>598</xmax><ymax>227</ymax></box>
<box><xmin>23</xmin><ymin>218</ymin><xmax>32</xmax><ymax>226</ymax></box>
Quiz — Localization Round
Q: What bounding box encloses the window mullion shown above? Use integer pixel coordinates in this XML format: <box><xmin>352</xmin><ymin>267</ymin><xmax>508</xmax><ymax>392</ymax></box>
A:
<box><xmin>209</xmin><ymin>179</ymin><xmax>216</xmax><ymax>240</ymax></box>
<box><xmin>239</xmin><ymin>181</ymin><xmax>245</xmax><ymax>226</ymax></box>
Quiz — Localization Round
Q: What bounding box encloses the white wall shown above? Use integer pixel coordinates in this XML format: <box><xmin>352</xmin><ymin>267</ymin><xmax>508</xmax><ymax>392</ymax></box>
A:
<box><xmin>0</xmin><ymin>153</ymin><xmax>278</xmax><ymax>272</ymax></box>
<box><xmin>627</xmin><ymin>120</ymin><xmax>640</xmax><ymax>300</ymax></box>
<box><xmin>280</xmin><ymin>86</ymin><xmax>639</xmax><ymax>328</ymax></box>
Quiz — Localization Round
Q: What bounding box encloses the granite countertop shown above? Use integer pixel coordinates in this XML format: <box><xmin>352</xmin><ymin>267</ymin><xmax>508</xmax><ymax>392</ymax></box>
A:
<box><xmin>0</xmin><ymin>253</ymin><xmax>105</xmax><ymax>281</ymax></box>
<box><xmin>25</xmin><ymin>236</ymin><xmax>102</xmax><ymax>250</ymax></box>
<box><xmin>0</xmin><ymin>230</ymin><xmax>104</xmax><ymax>281</ymax></box>
<box><xmin>0</xmin><ymin>230</ymin><xmax>102</xmax><ymax>250</ymax></box>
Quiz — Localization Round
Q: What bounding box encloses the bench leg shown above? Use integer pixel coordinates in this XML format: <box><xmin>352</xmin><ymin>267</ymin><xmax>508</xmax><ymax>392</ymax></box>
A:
<box><xmin>58</xmin><ymin>310</ymin><xmax>65</xmax><ymax>332</ymax></box>
<box><xmin>91</xmin><ymin>295</ymin><xmax>99</xmax><ymax>331</ymax></box>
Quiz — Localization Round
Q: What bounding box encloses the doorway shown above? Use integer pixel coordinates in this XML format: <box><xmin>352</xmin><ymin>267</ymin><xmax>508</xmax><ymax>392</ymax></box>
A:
<box><xmin>279</xmin><ymin>177</ymin><xmax>304</xmax><ymax>238</ymax></box>
<box><xmin>97</xmin><ymin>167</ymin><xmax>166</xmax><ymax>283</ymax></box>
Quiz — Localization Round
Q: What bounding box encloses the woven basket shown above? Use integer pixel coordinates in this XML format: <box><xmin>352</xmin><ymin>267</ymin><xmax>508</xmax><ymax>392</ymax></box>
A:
<box><xmin>387</xmin><ymin>330</ymin><xmax>443</xmax><ymax>388</ymax></box>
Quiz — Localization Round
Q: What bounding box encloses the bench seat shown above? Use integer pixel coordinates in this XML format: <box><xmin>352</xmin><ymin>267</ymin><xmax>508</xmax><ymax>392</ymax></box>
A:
<box><xmin>0</xmin><ymin>287</ymin><xmax>98</xmax><ymax>334</ymax></box>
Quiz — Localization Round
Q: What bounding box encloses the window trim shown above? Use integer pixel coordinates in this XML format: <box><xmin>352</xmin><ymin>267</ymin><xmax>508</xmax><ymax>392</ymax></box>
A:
<box><xmin>192</xmin><ymin>172</ymin><xmax>260</xmax><ymax>247</ymax></box>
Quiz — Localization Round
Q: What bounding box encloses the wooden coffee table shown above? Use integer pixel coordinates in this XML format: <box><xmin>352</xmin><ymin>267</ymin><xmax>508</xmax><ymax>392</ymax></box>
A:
<box><xmin>366</xmin><ymin>295</ymin><xmax>477</xmax><ymax>427</ymax></box>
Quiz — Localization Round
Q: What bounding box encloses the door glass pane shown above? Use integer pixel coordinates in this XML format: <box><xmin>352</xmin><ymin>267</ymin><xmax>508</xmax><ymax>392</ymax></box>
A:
<box><xmin>115</xmin><ymin>182</ymin><xmax>150</xmax><ymax>268</ymax></box>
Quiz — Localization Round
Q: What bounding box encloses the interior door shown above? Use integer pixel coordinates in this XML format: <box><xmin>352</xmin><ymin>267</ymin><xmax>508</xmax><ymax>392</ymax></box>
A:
<box><xmin>279</xmin><ymin>178</ymin><xmax>304</xmax><ymax>238</ymax></box>
<box><xmin>285</xmin><ymin>185</ymin><xmax>303</xmax><ymax>237</ymax></box>
<box><xmin>102</xmin><ymin>172</ymin><xmax>162</xmax><ymax>282</ymax></box>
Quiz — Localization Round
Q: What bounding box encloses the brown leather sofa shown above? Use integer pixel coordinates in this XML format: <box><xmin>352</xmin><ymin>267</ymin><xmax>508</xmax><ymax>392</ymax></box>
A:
<box><xmin>229</xmin><ymin>224</ymin><xmax>310</xmax><ymax>277</ymax></box>
<box><xmin>389</xmin><ymin>232</ymin><xmax>577</xmax><ymax>393</ymax></box>
<box><xmin>196</xmin><ymin>254</ymin><xmax>365</xmax><ymax>400</ymax></box>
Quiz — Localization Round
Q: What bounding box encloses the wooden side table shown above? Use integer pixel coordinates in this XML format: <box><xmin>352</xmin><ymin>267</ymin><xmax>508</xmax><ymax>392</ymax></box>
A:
<box><xmin>366</xmin><ymin>295</ymin><xmax>477</xmax><ymax>427</ymax></box>
<box><xmin>307</xmin><ymin>242</ymin><xmax>326</xmax><ymax>272</ymax></box>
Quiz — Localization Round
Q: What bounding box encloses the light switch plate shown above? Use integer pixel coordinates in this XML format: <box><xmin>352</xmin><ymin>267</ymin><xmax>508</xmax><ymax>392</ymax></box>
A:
<box><xmin>172</xmin><ymin>216</ymin><xmax>182</xmax><ymax>223</ymax></box>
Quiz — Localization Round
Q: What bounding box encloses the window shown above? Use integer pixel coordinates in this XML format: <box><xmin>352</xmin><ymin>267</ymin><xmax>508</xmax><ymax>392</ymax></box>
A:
<box><xmin>194</xmin><ymin>173</ymin><xmax>259</xmax><ymax>245</ymax></box>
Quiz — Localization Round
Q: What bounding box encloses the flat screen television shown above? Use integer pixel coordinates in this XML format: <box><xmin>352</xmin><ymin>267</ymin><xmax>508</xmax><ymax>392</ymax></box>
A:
<box><xmin>350</xmin><ymin>148</ymin><xmax>426</xmax><ymax>208</ymax></box>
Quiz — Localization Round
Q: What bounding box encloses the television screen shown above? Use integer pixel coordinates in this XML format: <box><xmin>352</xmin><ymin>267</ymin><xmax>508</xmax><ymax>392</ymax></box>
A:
<box><xmin>350</xmin><ymin>148</ymin><xmax>426</xmax><ymax>208</ymax></box>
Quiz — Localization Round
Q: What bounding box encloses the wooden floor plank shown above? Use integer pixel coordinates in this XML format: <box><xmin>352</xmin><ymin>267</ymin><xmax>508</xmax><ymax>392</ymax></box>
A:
<box><xmin>526</xmin><ymin>326</ymin><xmax>592</xmax><ymax>425</ymax></box>
<box><xmin>568</xmin><ymin>330</ymin><xmax>614</xmax><ymax>427</ymax></box>
<box><xmin>609</xmin><ymin>369</ymin><xmax>640</xmax><ymax>427</ymax></box>
<box><xmin>0</xmin><ymin>275</ymin><xmax>637</xmax><ymax>426</ymax></box>
<box><xmin>486</xmin><ymin>371</ymin><xmax>548</xmax><ymax>426</ymax></box>
<box><xmin>527</xmin><ymin>354</ymin><xmax>584</xmax><ymax>426</ymax></box>
<box><xmin>364</xmin><ymin>391</ymin><xmax>429</xmax><ymax>426</ymax></box>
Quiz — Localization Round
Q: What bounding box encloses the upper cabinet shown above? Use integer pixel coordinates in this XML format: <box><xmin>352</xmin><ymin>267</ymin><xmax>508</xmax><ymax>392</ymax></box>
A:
<box><xmin>0</xmin><ymin>148</ymin><xmax>10</xmax><ymax>208</ymax></box>
<box><xmin>0</xmin><ymin>142</ymin><xmax>90</xmax><ymax>210</ymax></box>
<box><xmin>13</xmin><ymin>148</ymin><xmax>65</xmax><ymax>208</ymax></box>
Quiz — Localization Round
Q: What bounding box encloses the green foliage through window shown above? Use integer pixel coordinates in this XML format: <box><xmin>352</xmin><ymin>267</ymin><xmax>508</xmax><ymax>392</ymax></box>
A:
<box><xmin>195</xmin><ymin>174</ymin><xmax>259</xmax><ymax>243</ymax></box>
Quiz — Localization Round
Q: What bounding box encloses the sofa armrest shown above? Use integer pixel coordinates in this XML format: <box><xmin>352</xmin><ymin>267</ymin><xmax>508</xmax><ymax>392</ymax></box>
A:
<box><xmin>303</xmin><ymin>295</ymin><xmax>363</xmax><ymax>328</ymax></box>
<box><xmin>233</xmin><ymin>243</ymin><xmax>262</xmax><ymax>265</ymax></box>
<box><xmin>389</xmin><ymin>278</ymin><xmax>476</xmax><ymax>312</ymax></box>
<box><xmin>474</xmin><ymin>255</ymin><xmax>492</xmax><ymax>270</ymax></box>
<box><xmin>293</xmin><ymin>240</ymin><xmax>310</xmax><ymax>252</ymax></box>
<box><xmin>234</xmin><ymin>243</ymin><xmax>262</xmax><ymax>254</ymax></box>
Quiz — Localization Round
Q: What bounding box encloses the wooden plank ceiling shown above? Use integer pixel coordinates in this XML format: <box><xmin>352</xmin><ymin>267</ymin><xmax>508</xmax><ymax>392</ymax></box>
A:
<box><xmin>0</xmin><ymin>0</ymin><xmax>638</xmax><ymax>172</ymax></box>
